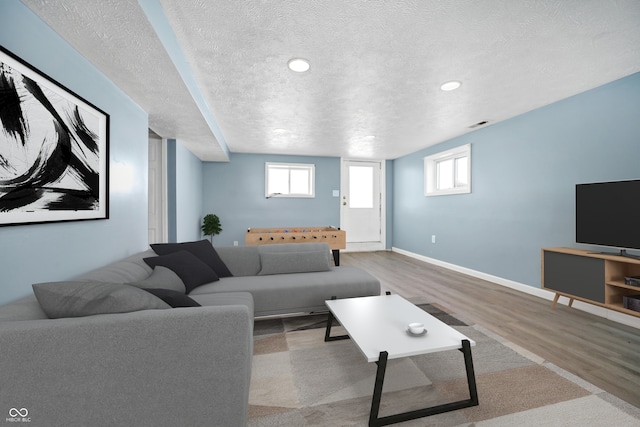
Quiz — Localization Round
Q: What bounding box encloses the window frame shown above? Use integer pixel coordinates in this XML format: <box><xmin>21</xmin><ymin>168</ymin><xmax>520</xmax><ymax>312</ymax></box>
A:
<box><xmin>424</xmin><ymin>144</ymin><xmax>471</xmax><ymax>196</ymax></box>
<box><xmin>265</xmin><ymin>162</ymin><xmax>315</xmax><ymax>198</ymax></box>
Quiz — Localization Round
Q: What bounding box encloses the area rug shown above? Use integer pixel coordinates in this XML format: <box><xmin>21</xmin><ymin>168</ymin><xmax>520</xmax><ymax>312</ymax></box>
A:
<box><xmin>248</xmin><ymin>303</ymin><xmax>640</xmax><ymax>426</ymax></box>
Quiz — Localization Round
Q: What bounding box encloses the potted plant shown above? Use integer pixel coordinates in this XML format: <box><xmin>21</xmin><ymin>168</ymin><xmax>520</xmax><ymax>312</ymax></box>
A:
<box><xmin>201</xmin><ymin>214</ymin><xmax>222</xmax><ymax>242</ymax></box>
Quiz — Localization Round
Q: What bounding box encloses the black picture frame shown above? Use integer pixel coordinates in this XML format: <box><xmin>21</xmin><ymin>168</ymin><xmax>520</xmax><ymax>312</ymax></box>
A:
<box><xmin>0</xmin><ymin>45</ymin><xmax>109</xmax><ymax>226</ymax></box>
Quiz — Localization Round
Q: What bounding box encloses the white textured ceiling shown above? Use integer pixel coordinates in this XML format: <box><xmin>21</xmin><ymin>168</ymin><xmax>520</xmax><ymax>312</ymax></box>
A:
<box><xmin>21</xmin><ymin>0</ymin><xmax>640</xmax><ymax>161</ymax></box>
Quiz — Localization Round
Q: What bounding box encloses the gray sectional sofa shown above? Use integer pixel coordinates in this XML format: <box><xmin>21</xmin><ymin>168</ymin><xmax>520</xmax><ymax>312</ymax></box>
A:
<box><xmin>0</xmin><ymin>241</ymin><xmax>380</xmax><ymax>427</ymax></box>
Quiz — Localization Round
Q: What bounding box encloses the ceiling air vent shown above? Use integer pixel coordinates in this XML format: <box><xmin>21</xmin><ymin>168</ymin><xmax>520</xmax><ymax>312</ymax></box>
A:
<box><xmin>469</xmin><ymin>120</ymin><xmax>489</xmax><ymax>129</ymax></box>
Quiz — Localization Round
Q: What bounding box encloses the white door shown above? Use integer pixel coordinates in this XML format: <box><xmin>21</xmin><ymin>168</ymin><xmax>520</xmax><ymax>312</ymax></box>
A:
<box><xmin>340</xmin><ymin>159</ymin><xmax>385</xmax><ymax>251</ymax></box>
<box><xmin>148</xmin><ymin>132</ymin><xmax>167</xmax><ymax>244</ymax></box>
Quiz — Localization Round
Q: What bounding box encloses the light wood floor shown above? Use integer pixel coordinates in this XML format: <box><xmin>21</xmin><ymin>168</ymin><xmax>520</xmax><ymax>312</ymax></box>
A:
<box><xmin>341</xmin><ymin>250</ymin><xmax>640</xmax><ymax>408</ymax></box>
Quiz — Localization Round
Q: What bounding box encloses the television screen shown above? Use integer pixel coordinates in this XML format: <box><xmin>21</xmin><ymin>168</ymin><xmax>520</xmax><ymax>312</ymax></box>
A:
<box><xmin>576</xmin><ymin>179</ymin><xmax>640</xmax><ymax>251</ymax></box>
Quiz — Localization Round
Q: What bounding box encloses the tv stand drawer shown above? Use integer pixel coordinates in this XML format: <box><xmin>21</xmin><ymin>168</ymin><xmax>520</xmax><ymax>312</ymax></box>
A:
<box><xmin>543</xmin><ymin>251</ymin><xmax>605</xmax><ymax>303</ymax></box>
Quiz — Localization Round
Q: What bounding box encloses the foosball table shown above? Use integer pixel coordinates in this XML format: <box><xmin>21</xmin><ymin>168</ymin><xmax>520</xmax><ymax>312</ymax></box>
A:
<box><xmin>246</xmin><ymin>226</ymin><xmax>346</xmax><ymax>266</ymax></box>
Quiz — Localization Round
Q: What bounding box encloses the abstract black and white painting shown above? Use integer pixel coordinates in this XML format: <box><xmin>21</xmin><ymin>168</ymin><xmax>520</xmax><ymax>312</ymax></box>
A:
<box><xmin>0</xmin><ymin>46</ymin><xmax>109</xmax><ymax>226</ymax></box>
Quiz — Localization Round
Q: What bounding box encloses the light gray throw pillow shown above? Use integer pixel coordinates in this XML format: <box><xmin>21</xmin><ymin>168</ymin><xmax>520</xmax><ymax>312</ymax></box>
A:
<box><xmin>32</xmin><ymin>281</ymin><xmax>170</xmax><ymax>319</ymax></box>
<box><xmin>258</xmin><ymin>250</ymin><xmax>331</xmax><ymax>275</ymax></box>
<box><xmin>127</xmin><ymin>266</ymin><xmax>186</xmax><ymax>293</ymax></box>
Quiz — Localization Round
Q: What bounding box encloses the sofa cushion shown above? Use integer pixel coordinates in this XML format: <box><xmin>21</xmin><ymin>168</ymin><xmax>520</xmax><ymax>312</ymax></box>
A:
<box><xmin>32</xmin><ymin>281</ymin><xmax>170</xmax><ymax>319</ymax></box>
<box><xmin>143</xmin><ymin>289</ymin><xmax>201</xmax><ymax>308</ymax></box>
<box><xmin>258</xmin><ymin>250</ymin><xmax>331</xmax><ymax>275</ymax></box>
<box><xmin>190</xmin><ymin>266</ymin><xmax>381</xmax><ymax>317</ymax></box>
<box><xmin>188</xmin><ymin>291</ymin><xmax>255</xmax><ymax>314</ymax></box>
<box><xmin>151</xmin><ymin>240</ymin><xmax>233</xmax><ymax>277</ymax></box>
<box><xmin>216</xmin><ymin>246</ymin><xmax>262</xmax><ymax>277</ymax></box>
<box><xmin>74</xmin><ymin>250</ymin><xmax>156</xmax><ymax>283</ymax></box>
<box><xmin>144</xmin><ymin>250</ymin><xmax>219</xmax><ymax>293</ymax></box>
<box><xmin>127</xmin><ymin>266</ymin><xmax>186</xmax><ymax>293</ymax></box>
<box><xmin>0</xmin><ymin>295</ymin><xmax>48</xmax><ymax>321</ymax></box>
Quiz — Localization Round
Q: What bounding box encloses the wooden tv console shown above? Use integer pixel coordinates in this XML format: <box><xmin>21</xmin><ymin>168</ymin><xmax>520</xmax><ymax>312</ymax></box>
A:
<box><xmin>542</xmin><ymin>247</ymin><xmax>640</xmax><ymax>318</ymax></box>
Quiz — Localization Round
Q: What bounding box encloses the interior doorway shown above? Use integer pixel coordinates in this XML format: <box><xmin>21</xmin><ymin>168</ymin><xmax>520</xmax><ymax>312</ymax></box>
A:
<box><xmin>148</xmin><ymin>130</ymin><xmax>167</xmax><ymax>244</ymax></box>
<box><xmin>340</xmin><ymin>159</ymin><xmax>385</xmax><ymax>252</ymax></box>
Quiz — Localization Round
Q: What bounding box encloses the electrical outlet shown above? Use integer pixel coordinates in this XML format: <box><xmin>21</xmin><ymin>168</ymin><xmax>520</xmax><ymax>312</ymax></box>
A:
<box><xmin>233</xmin><ymin>241</ymin><xmax>238</xmax><ymax>246</ymax></box>
<box><xmin>431</xmin><ymin>235</ymin><xmax>436</xmax><ymax>243</ymax></box>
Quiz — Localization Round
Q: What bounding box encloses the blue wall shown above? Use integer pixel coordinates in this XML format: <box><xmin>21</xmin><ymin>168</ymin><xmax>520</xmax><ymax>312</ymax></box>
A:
<box><xmin>203</xmin><ymin>153</ymin><xmax>341</xmax><ymax>246</ymax></box>
<box><xmin>0</xmin><ymin>2</ymin><xmax>150</xmax><ymax>305</ymax></box>
<box><xmin>393</xmin><ymin>72</ymin><xmax>640</xmax><ymax>289</ymax></box>
<box><xmin>175</xmin><ymin>141</ymin><xmax>204</xmax><ymax>241</ymax></box>
<box><xmin>166</xmin><ymin>139</ymin><xmax>205</xmax><ymax>243</ymax></box>
<box><xmin>166</xmin><ymin>139</ymin><xmax>178</xmax><ymax>242</ymax></box>
<box><xmin>384</xmin><ymin>160</ymin><xmax>394</xmax><ymax>250</ymax></box>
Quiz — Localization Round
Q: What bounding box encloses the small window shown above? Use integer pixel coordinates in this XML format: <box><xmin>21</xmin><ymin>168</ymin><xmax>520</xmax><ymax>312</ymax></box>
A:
<box><xmin>424</xmin><ymin>144</ymin><xmax>471</xmax><ymax>196</ymax></box>
<box><xmin>265</xmin><ymin>162</ymin><xmax>315</xmax><ymax>198</ymax></box>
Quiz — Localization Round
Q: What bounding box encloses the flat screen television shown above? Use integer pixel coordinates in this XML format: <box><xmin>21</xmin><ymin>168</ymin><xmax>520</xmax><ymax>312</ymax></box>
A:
<box><xmin>576</xmin><ymin>179</ymin><xmax>640</xmax><ymax>259</ymax></box>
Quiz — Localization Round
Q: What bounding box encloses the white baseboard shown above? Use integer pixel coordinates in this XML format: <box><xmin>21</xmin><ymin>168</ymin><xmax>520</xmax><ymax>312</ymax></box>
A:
<box><xmin>391</xmin><ymin>247</ymin><xmax>640</xmax><ymax>330</ymax></box>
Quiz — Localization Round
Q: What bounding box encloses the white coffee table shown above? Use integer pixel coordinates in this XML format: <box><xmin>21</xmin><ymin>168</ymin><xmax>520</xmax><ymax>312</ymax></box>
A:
<box><xmin>325</xmin><ymin>294</ymin><xmax>478</xmax><ymax>427</ymax></box>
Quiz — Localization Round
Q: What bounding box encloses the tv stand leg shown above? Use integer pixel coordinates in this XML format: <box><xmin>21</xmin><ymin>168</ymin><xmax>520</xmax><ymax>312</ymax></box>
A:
<box><xmin>551</xmin><ymin>293</ymin><xmax>574</xmax><ymax>309</ymax></box>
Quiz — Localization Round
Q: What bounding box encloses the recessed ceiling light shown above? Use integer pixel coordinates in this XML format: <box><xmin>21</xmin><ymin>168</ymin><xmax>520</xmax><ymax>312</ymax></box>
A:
<box><xmin>440</xmin><ymin>80</ymin><xmax>462</xmax><ymax>91</ymax></box>
<box><xmin>288</xmin><ymin>58</ymin><xmax>310</xmax><ymax>73</ymax></box>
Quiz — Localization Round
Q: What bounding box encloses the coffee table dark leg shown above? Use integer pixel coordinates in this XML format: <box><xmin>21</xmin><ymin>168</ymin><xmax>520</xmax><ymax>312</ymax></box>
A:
<box><xmin>325</xmin><ymin>297</ymin><xmax>350</xmax><ymax>341</ymax></box>
<box><xmin>369</xmin><ymin>339</ymin><xmax>478</xmax><ymax>427</ymax></box>
<box><xmin>332</xmin><ymin>249</ymin><xmax>340</xmax><ymax>266</ymax></box>
<box><xmin>369</xmin><ymin>351</ymin><xmax>389</xmax><ymax>424</ymax></box>
<box><xmin>324</xmin><ymin>311</ymin><xmax>350</xmax><ymax>341</ymax></box>
<box><xmin>460</xmin><ymin>339</ymin><xmax>479</xmax><ymax>406</ymax></box>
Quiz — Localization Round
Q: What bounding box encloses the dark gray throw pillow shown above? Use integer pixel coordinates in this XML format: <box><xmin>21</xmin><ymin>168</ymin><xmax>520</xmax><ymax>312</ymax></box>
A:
<box><xmin>32</xmin><ymin>281</ymin><xmax>170</xmax><ymax>319</ymax></box>
<box><xmin>143</xmin><ymin>288</ymin><xmax>202</xmax><ymax>308</ymax></box>
<box><xmin>144</xmin><ymin>250</ymin><xmax>219</xmax><ymax>293</ymax></box>
<box><xmin>151</xmin><ymin>240</ymin><xmax>233</xmax><ymax>278</ymax></box>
